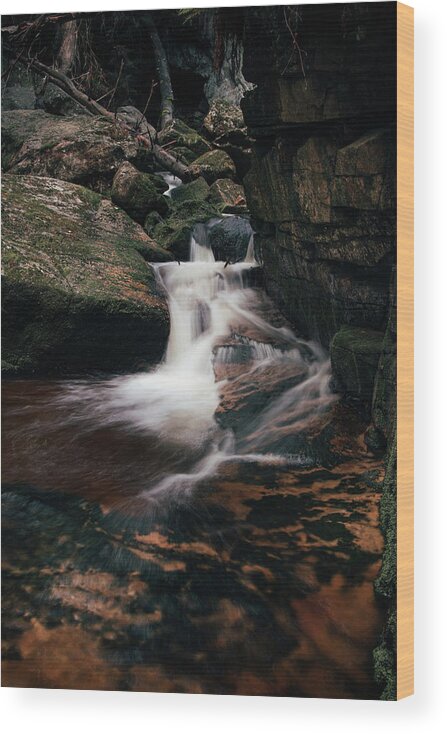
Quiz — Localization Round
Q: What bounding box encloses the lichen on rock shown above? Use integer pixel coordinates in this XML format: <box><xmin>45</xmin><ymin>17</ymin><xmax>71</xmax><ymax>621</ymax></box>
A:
<box><xmin>2</xmin><ymin>174</ymin><xmax>171</xmax><ymax>375</ymax></box>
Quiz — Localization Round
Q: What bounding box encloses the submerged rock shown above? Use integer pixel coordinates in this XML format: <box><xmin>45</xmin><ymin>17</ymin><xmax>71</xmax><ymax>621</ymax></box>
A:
<box><xmin>1</xmin><ymin>174</ymin><xmax>170</xmax><ymax>376</ymax></box>
<box><xmin>111</xmin><ymin>162</ymin><xmax>169</xmax><ymax>223</ymax></box>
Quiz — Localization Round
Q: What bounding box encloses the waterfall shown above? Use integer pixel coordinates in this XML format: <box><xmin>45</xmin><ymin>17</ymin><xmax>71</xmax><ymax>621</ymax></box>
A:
<box><xmin>62</xmin><ymin>215</ymin><xmax>335</xmax><ymax>497</ymax></box>
<box><xmin>159</xmin><ymin>171</ymin><xmax>183</xmax><ymax>197</ymax></box>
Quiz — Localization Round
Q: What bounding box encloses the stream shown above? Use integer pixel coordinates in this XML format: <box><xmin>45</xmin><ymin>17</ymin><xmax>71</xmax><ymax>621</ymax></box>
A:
<box><xmin>2</xmin><ymin>189</ymin><xmax>385</xmax><ymax>697</ymax></box>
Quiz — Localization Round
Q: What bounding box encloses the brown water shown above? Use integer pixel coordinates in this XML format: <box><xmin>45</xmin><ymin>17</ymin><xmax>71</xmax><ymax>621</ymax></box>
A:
<box><xmin>2</xmin><ymin>377</ymin><xmax>385</xmax><ymax>698</ymax></box>
<box><xmin>2</xmin><ymin>226</ymin><xmax>385</xmax><ymax>697</ymax></box>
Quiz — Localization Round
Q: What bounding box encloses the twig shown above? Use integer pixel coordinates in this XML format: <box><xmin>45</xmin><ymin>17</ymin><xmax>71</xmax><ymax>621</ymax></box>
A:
<box><xmin>107</xmin><ymin>57</ymin><xmax>124</xmax><ymax>110</ymax></box>
<box><xmin>136</xmin><ymin>79</ymin><xmax>157</xmax><ymax>133</ymax></box>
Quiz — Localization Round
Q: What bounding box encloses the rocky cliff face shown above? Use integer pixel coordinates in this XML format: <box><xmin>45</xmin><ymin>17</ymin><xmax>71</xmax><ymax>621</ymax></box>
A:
<box><xmin>242</xmin><ymin>2</ymin><xmax>396</xmax><ymax>350</ymax></box>
<box><xmin>240</xmin><ymin>2</ymin><xmax>397</xmax><ymax>699</ymax></box>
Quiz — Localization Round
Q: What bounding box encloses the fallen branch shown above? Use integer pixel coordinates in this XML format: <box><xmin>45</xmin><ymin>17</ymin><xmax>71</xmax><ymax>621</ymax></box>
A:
<box><xmin>11</xmin><ymin>53</ymin><xmax>193</xmax><ymax>181</ymax></box>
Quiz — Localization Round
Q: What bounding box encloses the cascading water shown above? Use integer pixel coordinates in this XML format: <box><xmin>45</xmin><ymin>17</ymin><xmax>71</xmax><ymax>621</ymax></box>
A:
<box><xmin>62</xmin><ymin>214</ymin><xmax>335</xmax><ymax>499</ymax></box>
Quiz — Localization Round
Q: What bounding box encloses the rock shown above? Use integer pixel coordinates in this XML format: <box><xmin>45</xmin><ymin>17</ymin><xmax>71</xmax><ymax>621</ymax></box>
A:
<box><xmin>1</xmin><ymin>174</ymin><xmax>171</xmax><ymax>376</ymax></box>
<box><xmin>241</xmin><ymin>4</ymin><xmax>397</xmax><ymax>360</ymax></box>
<box><xmin>208</xmin><ymin>179</ymin><xmax>247</xmax><ymax>214</ymax></box>
<box><xmin>170</xmin><ymin>176</ymin><xmax>210</xmax><ymax>205</ymax></box>
<box><xmin>208</xmin><ymin>217</ymin><xmax>252</xmax><ymax>262</ymax></box>
<box><xmin>1</xmin><ymin>54</ymin><xmax>37</xmax><ymax>111</ymax></box>
<box><xmin>38</xmin><ymin>84</ymin><xmax>87</xmax><ymax>117</ymax></box>
<box><xmin>146</xmin><ymin>199</ymin><xmax>219</xmax><ymax>260</ymax></box>
<box><xmin>2</xmin><ymin>85</ymin><xmax>36</xmax><ymax>111</ymax></box>
<box><xmin>157</xmin><ymin>119</ymin><xmax>211</xmax><ymax>165</ymax></box>
<box><xmin>335</xmin><ymin>129</ymin><xmax>392</xmax><ymax>176</ymax></box>
<box><xmin>371</xmin><ymin>271</ymin><xmax>397</xmax><ymax>442</ymax></box>
<box><xmin>330</xmin><ymin>326</ymin><xmax>384</xmax><ymax>406</ymax></box>
<box><xmin>203</xmin><ymin>99</ymin><xmax>246</xmax><ymax>139</ymax></box>
<box><xmin>189</xmin><ymin>149</ymin><xmax>236</xmax><ymax>184</ymax></box>
<box><xmin>2</xmin><ymin>110</ymin><xmax>148</xmax><ymax>190</ymax></box>
<box><xmin>144</xmin><ymin>211</ymin><xmax>165</xmax><ymax>234</ymax></box>
<box><xmin>111</xmin><ymin>162</ymin><xmax>169</xmax><ymax>223</ymax></box>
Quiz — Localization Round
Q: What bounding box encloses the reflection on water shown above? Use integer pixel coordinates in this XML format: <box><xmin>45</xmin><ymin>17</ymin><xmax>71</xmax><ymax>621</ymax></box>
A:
<box><xmin>2</xmin><ymin>225</ymin><xmax>385</xmax><ymax>697</ymax></box>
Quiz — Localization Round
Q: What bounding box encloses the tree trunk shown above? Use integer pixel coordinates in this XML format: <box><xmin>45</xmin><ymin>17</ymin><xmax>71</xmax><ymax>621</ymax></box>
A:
<box><xmin>146</xmin><ymin>18</ymin><xmax>174</xmax><ymax>129</ymax></box>
<box><xmin>55</xmin><ymin>19</ymin><xmax>77</xmax><ymax>74</ymax></box>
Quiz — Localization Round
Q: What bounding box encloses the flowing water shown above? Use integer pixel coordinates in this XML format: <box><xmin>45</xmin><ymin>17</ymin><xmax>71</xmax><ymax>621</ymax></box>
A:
<box><xmin>42</xmin><ymin>219</ymin><xmax>335</xmax><ymax>502</ymax></box>
<box><xmin>2</xmin><ymin>200</ymin><xmax>385</xmax><ymax>697</ymax></box>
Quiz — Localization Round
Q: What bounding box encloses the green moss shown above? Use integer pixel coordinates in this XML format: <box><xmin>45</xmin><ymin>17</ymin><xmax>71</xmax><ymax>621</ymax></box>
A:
<box><xmin>330</xmin><ymin>325</ymin><xmax>384</xmax><ymax>405</ymax></box>
<box><xmin>157</xmin><ymin>119</ymin><xmax>211</xmax><ymax>157</ymax></box>
<box><xmin>2</xmin><ymin>174</ymin><xmax>170</xmax><ymax>375</ymax></box>
<box><xmin>171</xmin><ymin>176</ymin><xmax>210</xmax><ymax>205</ymax></box>
<box><xmin>190</xmin><ymin>149</ymin><xmax>237</xmax><ymax>184</ymax></box>
<box><xmin>146</xmin><ymin>198</ymin><xmax>220</xmax><ymax>259</ymax></box>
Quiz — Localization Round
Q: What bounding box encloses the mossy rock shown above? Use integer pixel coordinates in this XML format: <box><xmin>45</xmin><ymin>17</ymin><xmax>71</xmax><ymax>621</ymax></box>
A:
<box><xmin>189</xmin><ymin>149</ymin><xmax>237</xmax><ymax>184</ymax></box>
<box><xmin>203</xmin><ymin>99</ymin><xmax>246</xmax><ymax>139</ymax></box>
<box><xmin>2</xmin><ymin>109</ymin><xmax>147</xmax><ymax>189</ymax></box>
<box><xmin>1</xmin><ymin>174</ymin><xmax>171</xmax><ymax>376</ymax></box>
<box><xmin>157</xmin><ymin>119</ymin><xmax>211</xmax><ymax>158</ymax></box>
<box><xmin>111</xmin><ymin>162</ymin><xmax>169</xmax><ymax>224</ymax></box>
<box><xmin>171</xmin><ymin>176</ymin><xmax>210</xmax><ymax>205</ymax></box>
<box><xmin>145</xmin><ymin>198</ymin><xmax>220</xmax><ymax>260</ymax></box>
<box><xmin>330</xmin><ymin>325</ymin><xmax>384</xmax><ymax>406</ymax></box>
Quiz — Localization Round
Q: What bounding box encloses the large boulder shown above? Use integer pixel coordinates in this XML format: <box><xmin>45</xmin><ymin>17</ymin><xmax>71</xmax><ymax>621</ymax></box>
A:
<box><xmin>208</xmin><ymin>179</ymin><xmax>247</xmax><ymax>214</ymax></box>
<box><xmin>2</xmin><ymin>110</ymin><xmax>148</xmax><ymax>189</ymax></box>
<box><xmin>111</xmin><ymin>162</ymin><xmax>169</xmax><ymax>223</ymax></box>
<box><xmin>2</xmin><ymin>174</ymin><xmax>171</xmax><ymax>376</ymax></box>
<box><xmin>170</xmin><ymin>176</ymin><xmax>210</xmax><ymax>205</ymax></box>
<box><xmin>208</xmin><ymin>217</ymin><xmax>253</xmax><ymax>262</ymax></box>
<box><xmin>189</xmin><ymin>149</ymin><xmax>236</xmax><ymax>184</ymax></box>
<box><xmin>330</xmin><ymin>325</ymin><xmax>384</xmax><ymax>405</ymax></box>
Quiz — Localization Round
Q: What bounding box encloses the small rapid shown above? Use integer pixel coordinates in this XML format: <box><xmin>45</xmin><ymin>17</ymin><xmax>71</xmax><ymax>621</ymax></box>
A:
<box><xmin>59</xmin><ymin>213</ymin><xmax>335</xmax><ymax>498</ymax></box>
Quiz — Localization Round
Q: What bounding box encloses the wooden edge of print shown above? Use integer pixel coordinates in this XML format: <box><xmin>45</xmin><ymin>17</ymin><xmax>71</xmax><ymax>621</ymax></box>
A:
<box><xmin>396</xmin><ymin>1</ymin><xmax>414</xmax><ymax>700</ymax></box>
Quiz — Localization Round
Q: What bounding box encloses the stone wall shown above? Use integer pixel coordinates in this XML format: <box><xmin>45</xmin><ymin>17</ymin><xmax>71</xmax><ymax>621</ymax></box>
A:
<box><xmin>242</xmin><ymin>2</ymin><xmax>396</xmax><ymax>351</ymax></box>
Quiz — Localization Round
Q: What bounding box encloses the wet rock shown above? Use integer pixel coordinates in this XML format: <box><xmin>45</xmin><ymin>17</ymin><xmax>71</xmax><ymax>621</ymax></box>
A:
<box><xmin>2</xmin><ymin>110</ymin><xmax>148</xmax><ymax>190</ymax></box>
<box><xmin>2</xmin><ymin>174</ymin><xmax>170</xmax><ymax>375</ymax></box>
<box><xmin>208</xmin><ymin>179</ymin><xmax>247</xmax><ymax>214</ymax></box>
<box><xmin>216</xmin><ymin>362</ymin><xmax>307</xmax><ymax>435</ymax></box>
<box><xmin>111</xmin><ymin>162</ymin><xmax>169</xmax><ymax>223</ymax></box>
<box><xmin>208</xmin><ymin>216</ymin><xmax>252</xmax><ymax>262</ymax></box>
<box><xmin>190</xmin><ymin>149</ymin><xmax>236</xmax><ymax>184</ymax></box>
<box><xmin>330</xmin><ymin>326</ymin><xmax>384</xmax><ymax>406</ymax></box>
